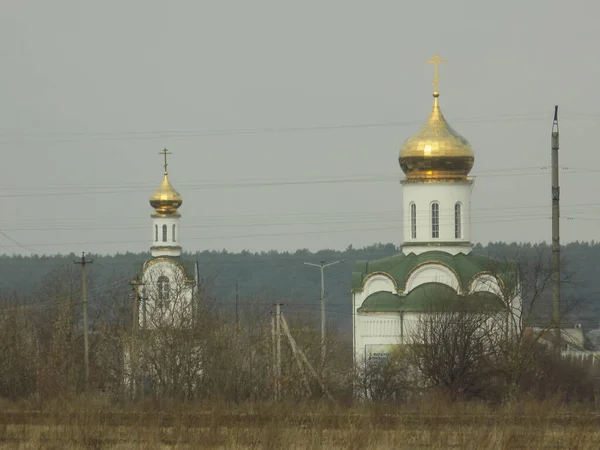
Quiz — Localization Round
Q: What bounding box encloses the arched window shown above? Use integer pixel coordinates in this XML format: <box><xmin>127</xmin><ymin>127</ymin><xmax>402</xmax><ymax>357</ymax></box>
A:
<box><xmin>154</xmin><ymin>224</ymin><xmax>158</xmax><ymax>242</ymax></box>
<box><xmin>431</xmin><ymin>202</ymin><xmax>439</xmax><ymax>239</ymax></box>
<box><xmin>172</xmin><ymin>224</ymin><xmax>176</xmax><ymax>242</ymax></box>
<box><xmin>410</xmin><ymin>203</ymin><xmax>417</xmax><ymax>239</ymax></box>
<box><xmin>157</xmin><ymin>275</ymin><xmax>169</xmax><ymax>306</ymax></box>
<box><xmin>455</xmin><ymin>203</ymin><xmax>462</xmax><ymax>239</ymax></box>
<box><xmin>162</xmin><ymin>224</ymin><xmax>167</xmax><ymax>242</ymax></box>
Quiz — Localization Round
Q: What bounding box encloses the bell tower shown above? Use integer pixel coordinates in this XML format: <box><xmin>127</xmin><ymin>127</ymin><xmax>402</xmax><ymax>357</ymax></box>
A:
<box><xmin>398</xmin><ymin>55</ymin><xmax>475</xmax><ymax>255</ymax></box>
<box><xmin>149</xmin><ymin>149</ymin><xmax>182</xmax><ymax>257</ymax></box>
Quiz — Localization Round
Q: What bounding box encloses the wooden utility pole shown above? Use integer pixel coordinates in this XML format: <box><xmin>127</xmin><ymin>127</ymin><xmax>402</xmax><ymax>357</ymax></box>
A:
<box><xmin>234</xmin><ymin>282</ymin><xmax>239</xmax><ymax>403</ymax></box>
<box><xmin>74</xmin><ymin>252</ymin><xmax>93</xmax><ymax>390</ymax></box>
<box><xmin>551</xmin><ymin>105</ymin><xmax>561</xmax><ymax>352</ymax></box>
<box><xmin>280</xmin><ymin>313</ymin><xmax>335</xmax><ymax>404</ymax></box>
<box><xmin>130</xmin><ymin>278</ymin><xmax>141</xmax><ymax>332</ymax></box>
<box><xmin>279</xmin><ymin>314</ymin><xmax>312</xmax><ymax>396</ymax></box>
<box><xmin>235</xmin><ymin>282</ymin><xmax>239</xmax><ymax>329</ymax></box>
<box><xmin>271</xmin><ymin>311</ymin><xmax>276</xmax><ymax>401</ymax></box>
<box><xmin>275</xmin><ymin>303</ymin><xmax>282</xmax><ymax>401</ymax></box>
<box><xmin>129</xmin><ymin>277</ymin><xmax>144</xmax><ymax>399</ymax></box>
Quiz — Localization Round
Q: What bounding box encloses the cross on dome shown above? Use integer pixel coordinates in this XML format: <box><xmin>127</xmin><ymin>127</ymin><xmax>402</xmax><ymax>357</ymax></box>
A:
<box><xmin>426</xmin><ymin>54</ymin><xmax>447</xmax><ymax>96</ymax></box>
<box><xmin>159</xmin><ymin>148</ymin><xmax>172</xmax><ymax>175</ymax></box>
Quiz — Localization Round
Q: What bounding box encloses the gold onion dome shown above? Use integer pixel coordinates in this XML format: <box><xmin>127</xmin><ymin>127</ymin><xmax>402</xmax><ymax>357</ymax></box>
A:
<box><xmin>399</xmin><ymin>91</ymin><xmax>474</xmax><ymax>180</ymax></box>
<box><xmin>149</xmin><ymin>173</ymin><xmax>182</xmax><ymax>215</ymax></box>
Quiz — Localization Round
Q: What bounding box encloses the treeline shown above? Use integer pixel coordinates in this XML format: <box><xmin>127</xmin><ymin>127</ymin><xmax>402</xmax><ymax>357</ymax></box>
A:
<box><xmin>1</xmin><ymin>241</ymin><xmax>600</xmax><ymax>330</ymax></box>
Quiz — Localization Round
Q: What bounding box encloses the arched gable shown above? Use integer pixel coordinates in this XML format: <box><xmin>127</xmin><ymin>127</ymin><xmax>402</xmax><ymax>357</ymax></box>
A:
<box><xmin>138</xmin><ymin>257</ymin><xmax>196</xmax><ymax>330</ymax></box>
<box><xmin>142</xmin><ymin>257</ymin><xmax>194</xmax><ymax>283</ymax></box>
<box><xmin>404</xmin><ymin>262</ymin><xmax>461</xmax><ymax>294</ymax></box>
<box><xmin>468</xmin><ymin>273</ymin><xmax>504</xmax><ymax>298</ymax></box>
<box><xmin>362</xmin><ymin>272</ymin><xmax>398</xmax><ymax>296</ymax></box>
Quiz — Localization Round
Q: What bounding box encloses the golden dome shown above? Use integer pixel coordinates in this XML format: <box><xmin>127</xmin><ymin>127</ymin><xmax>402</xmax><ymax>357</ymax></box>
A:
<box><xmin>399</xmin><ymin>92</ymin><xmax>474</xmax><ymax>181</ymax></box>
<box><xmin>149</xmin><ymin>173</ymin><xmax>182</xmax><ymax>215</ymax></box>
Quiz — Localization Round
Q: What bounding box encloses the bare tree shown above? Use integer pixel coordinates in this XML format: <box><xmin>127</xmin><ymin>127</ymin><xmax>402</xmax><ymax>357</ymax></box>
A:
<box><xmin>125</xmin><ymin>267</ymin><xmax>202</xmax><ymax>400</ymax></box>
<box><xmin>477</xmin><ymin>247</ymin><xmax>580</xmax><ymax>399</ymax></box>
<box><xmin>354</xmin><ymin>347</ymin><xmax>411</xmax><ymax>403</ymax></box>
<box><xmin>406</xmin><ymin>285</ymin><xmax>504</xmax><ymax>401</ymax></box>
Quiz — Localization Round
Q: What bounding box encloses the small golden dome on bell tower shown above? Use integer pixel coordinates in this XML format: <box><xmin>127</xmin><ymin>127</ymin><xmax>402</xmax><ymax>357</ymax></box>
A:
<box><xmin>149</xmin><ymin>148</ymin><xmax>182</xmax><ymax>216</ymax></box>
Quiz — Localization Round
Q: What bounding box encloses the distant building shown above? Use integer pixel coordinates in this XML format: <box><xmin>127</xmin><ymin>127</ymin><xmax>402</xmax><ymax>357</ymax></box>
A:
<box><xmin>351</xmin><ymin>58</ymin><xmax>522</xmax><ymax>369</ymax></box>
<box><xmin>135</xmin><ymin>149</ymin><xmax>198</xmax><ymax>329</ymax></box>
<box><xmin>125</xmin><ymin>150</ymin><xmax>200</xmax><ymax>396</ymax></box>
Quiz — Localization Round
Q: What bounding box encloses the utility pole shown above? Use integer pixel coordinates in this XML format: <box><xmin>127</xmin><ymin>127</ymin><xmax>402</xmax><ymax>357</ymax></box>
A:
<box><xmin>275</xmin><ymin>303</ymin><xmax>283</xmax><ymax>401</ymax></box>
<box><xmin>235</xmin><ymin>282</ymin><xmax>239</xmax><ymax>330</ymax></box>
<box><xmin>303</xmin><ymin>260</ymin><xmax>344</xmax><ymax>368</ymax></box>
<box><xmin>280</xmin><ymin>313</ymin><xmax>335</xmax><ymax>404</ymax></box>
<box><xmin>551</xmin><ymin>105</ymin><xmax>561</xmax><ymax>353</ymax></box>
<box><xmin>271</xmin><ymin>311</ymin><xmax>276</xmax><ymax>401</ymax></box>
<box><xmin>130</xmin><ymin>278</ymin><xmax>141</xmax><ymax>332</ymax></box>
<box><xmin>74</xmin><ymin>252</ymin><xmax>93</xmax><ymax>390</ymax></box>
<box><xmin>234</xmin><ymin>282</ymin><xmax>239</xmax><ymax>403</ymax></box>
<box><xmin>129</xmin><ymin>277</ymin><xmax>144</xmax><ymax>399</ymax></box>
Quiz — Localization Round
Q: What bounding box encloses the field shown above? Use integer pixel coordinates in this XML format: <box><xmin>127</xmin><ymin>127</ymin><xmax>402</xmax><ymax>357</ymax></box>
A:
<box><xmin>0</xmin><ymin>399</ymin><xmax>598</xmax><ymax>449</ymax></box>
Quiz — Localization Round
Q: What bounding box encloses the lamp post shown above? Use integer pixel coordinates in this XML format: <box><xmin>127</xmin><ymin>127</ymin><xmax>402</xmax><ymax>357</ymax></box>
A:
<box><xmin>303</xmin><ymin>260</ymin><xmax>344</xmax><ymax>367</ymax></box>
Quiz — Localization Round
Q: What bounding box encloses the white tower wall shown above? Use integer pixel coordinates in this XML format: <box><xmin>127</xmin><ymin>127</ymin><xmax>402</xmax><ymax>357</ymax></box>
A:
<box><xmin>151</xmin><ymin>214</ymin><xmax>182</xmax><ymax>257</ymax></box>
<box><xmin>402</xmin><ymin>179</ymin><xmax>473</xmax><ymax>255</ymax></box>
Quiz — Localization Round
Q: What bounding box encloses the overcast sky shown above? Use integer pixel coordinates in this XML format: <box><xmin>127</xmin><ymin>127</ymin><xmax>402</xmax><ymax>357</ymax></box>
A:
<box><xmin>0</xmin><ymin>0</ymin><xmax>598</xmax><ymax>256</ymax></box>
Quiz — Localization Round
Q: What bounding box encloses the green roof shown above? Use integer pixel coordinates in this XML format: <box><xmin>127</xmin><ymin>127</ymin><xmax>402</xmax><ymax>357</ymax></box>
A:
<box><xmin>357</xmin><ymin>282</ymin><xmax>504</xmax><ymax>313</ymax></box>
<box><xmin>352</xmin><ymin>250</ymin><xmax>516</xmax><ymax>293</ymax></box>
<box><xmin>357</xmin><ymin>291</ymin><xmax>402</xmax><ymax>312</ymax></box>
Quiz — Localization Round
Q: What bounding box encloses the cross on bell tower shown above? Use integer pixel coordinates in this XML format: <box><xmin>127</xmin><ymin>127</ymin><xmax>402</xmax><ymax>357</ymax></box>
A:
<box><xmin>159</xmin><ymin>148</ymin><xmax>172</xmax><ymax>175</ymax></box>
<box><xmin>427</xmin><ymin>54</ymin><xmax>447</xmax><ymax>95</ymax></box>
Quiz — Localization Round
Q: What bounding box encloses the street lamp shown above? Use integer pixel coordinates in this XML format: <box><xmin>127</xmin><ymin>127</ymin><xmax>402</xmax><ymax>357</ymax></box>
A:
<box><xmin>303</xmin><ymin>259</ymin><xmax>344</xmax><ymax>367</ymax></box>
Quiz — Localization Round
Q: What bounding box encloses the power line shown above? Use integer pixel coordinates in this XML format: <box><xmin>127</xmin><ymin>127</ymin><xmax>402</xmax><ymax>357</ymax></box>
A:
<box><xmin>0</xmin><ymin>214</ymin><xmax>594</xmax><ymax>251</ymax></box>
<box><xmin>0</xmin><ymin>228</ymin><xmax>39</xmax><ymax>254</ymax></box>
<box><xmin>0</xmin><ymin>165</ymin><xmax>552</xmax><ymax>191</ymax></box>
<box><xmin>0</xmin><ymin>207</ymin><xmax>598</xmax><ymax>234</ymax></box>
<box><xmin>2</xmin><ymin>167</ymin><xmax>599</xmax><ymax>199</ymax></box>
<box><xmin>3</xmin><ymin>110</ymin><xmax>600</xmax><ymax>144</ymax></box>
<box><xmin>0</xmin><ymin>275</ymin><xmax>131</xmax><ymax>313</ymax></box>
<box><xmin>0</xmin><ymin>112</ymin><xmax>555</xmax><ymax>143</ymax></box>
<box><xmin>2</xmin><ymin>199</ymin><xmax>600</xmax><ymax>228</ymax></box>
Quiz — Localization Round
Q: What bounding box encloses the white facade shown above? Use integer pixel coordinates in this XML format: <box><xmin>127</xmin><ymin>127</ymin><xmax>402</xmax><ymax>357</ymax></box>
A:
<box><xmin>402</xmin><ymin>179</ymin><xmax>473</xmax><ymax>255</ymax></box>
<box><xmin>352</xmin><ymin>266</ymin><xmax>520</xmax><ymax>367</ymax></box>
<box><xmin>138</xmin><ymin>257</ymin><xmax>196</xmax><ymax>330</ymax></box>
<box><xmin>151</xmin><ymin>214</ymin><xmax>182</xmax><ymax>258</ymax></box>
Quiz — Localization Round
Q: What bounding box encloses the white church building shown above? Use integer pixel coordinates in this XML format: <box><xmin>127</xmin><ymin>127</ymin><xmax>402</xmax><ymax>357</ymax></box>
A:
<box><xmin>134</xmin><ymin>149</ymin><xmax>199</xmax><ymax>330</ymax></box>
<box><xmin>125</xmin><ymin>150</ymin><xmax>200</xmax><ymax>396</ymax></box>
<box><xmin>351</xmin><ymin>60</ymin><xmax>521</xmax><ymax>368</ymax></box>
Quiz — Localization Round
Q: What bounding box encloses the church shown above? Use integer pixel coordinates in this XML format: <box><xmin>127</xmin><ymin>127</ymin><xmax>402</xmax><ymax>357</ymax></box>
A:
<box><xmin>133</xmin><ymin>149</ymin><xmax>199</xmax><ymax>330</ymax></box>
<box><xmin>351</xmin><ymin>56</ymin><xmax>522</xmax><ymax>368</ymax></box>
<box><xmin>124</xmin><ymin>151</ymin><xmax>200</xmax><ymax>396</ymax></box>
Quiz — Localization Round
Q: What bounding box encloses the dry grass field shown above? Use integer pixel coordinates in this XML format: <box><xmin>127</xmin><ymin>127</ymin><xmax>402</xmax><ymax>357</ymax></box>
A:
<box><xmin>0</xmin><ymin>397</ymin><xmax>598</xmax><ymax>449</ymax></box>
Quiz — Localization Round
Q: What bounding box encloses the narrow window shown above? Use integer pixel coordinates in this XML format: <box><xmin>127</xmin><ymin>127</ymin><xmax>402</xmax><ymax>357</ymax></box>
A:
<box><xmin>154</xmin><ymin>224</ymin><xmax>158</xmax><ymax>242</ymax></box>
<box><xmin>410</xmin><ymin>203</ymin><xmax>417</xmax><ymax>239</ymax></box>
<box><xmin>162</xmin><ymin>224</ymin><xmax>167</xmax><ymax>242</ymax></box>
<box><xmin>455</xmin><ymin>203</ymin><xmax>462</xmax><ymax>239</ymax></box>
<box><xmin>431</xmin><ymin>202</ymin><xmax>439</xmax><ymax>239</ymax></box>
<box><xmin>157</xmin><ymin>275</ymin><xmax>170</xmax><ymax>306</ymax></box>
<box><xmin>172</xmin><ymin>224</ymin><xmax>176</xmax><ymax>242</ymax></box>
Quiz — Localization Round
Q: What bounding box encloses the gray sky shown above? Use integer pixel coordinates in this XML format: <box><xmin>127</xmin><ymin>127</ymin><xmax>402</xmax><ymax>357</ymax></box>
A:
<box><xmin>0</xmin><ymin>0</ymin><xmax>598</xmax><ymax>256</ymax></box>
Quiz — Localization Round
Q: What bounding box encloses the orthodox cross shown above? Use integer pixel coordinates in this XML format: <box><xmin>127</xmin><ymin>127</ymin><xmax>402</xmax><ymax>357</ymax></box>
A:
<box><xmin>427</xmin><ymin>54</ymin><xmax>447</xmax><ymax>93</ymax></box>
<box><xmin>159</xmin><ymin>148</ymin><xmax>172</xmax><ymax>174</ymax></box>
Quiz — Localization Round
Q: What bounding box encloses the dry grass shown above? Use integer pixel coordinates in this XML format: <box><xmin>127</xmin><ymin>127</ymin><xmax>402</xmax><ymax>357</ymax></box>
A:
<box><xmin>0</xmin><ymin>396</ymin><xmax>598</xmax><ymax>449</ymax></box>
